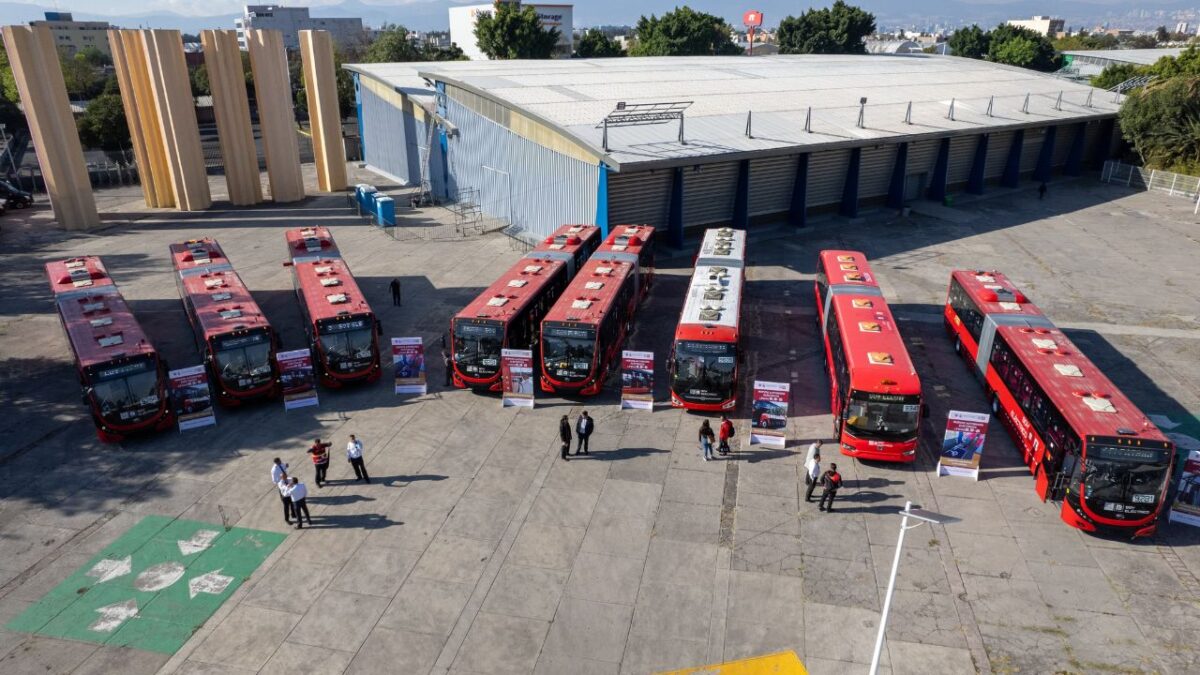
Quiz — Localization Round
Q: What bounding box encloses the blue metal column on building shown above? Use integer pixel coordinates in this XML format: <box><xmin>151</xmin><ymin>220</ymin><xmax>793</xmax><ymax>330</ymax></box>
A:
<box><xmin>595</xmin><ymin>163</ymin><xmax>610</xmax><ymax>237</ymax></box>
<box><xmin>788</xmin><ymin>153</ymin><xmax>809</xmax><ymax>227</ymax></box>
<box><xmin>840</xmin><ymin>147</ymin><xmax>861</xmax><ymax>218</ymax></box>
<box><xmin>732</xmin><ymin>159</ymin><xmax>750</xmax><ymax>229</ymax></box>
<box><xmin>1064</xmin><ymin>122</ymin><xmax>1087</xmax><ymax>177</ymax></box>
<box><xmin>353</xmin><ymin>74</ymin><xmax>365</xmax><ymax>160</ymax></box>
<box><xmin>1034</xmin><ymin>125</ymin><xmax>1057</xmax><ymax>183</ymax></box>
<box><xmin>967</xmin><ymin>134</ymin><xmax>989</xmax><ymax>195</ymax></box>
<box><xmin>1090</xmin><ymin>118</ymin><xmax>1115</xmax><ymax>168</ymax></box>
<box><xmin>926</xmin><ymin>138</ymin><xmax>951</xmax><ymax>202</ymax></box>
<box><xmin>886</xmin><ymin>142</ymin><xmax>908</xmax><ymax>209</ymax></box>
<box><xmin>1002</xmin><ymin>129</ymin><xmax>1025</xmax><ymax>188</ymax></box>
<box><xmin>668</xmin><ymin>166</ymin><xmax>685</xmax><ymax>248</ymax></box>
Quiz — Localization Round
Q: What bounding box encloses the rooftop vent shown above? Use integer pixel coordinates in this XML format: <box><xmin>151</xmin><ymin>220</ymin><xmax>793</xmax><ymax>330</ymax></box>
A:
<box><xmin>852</xmin><ymin>298</ymin><xmax>873</xmax><ymax>308</ymax></box>
<box><xmin>89</xmin><ymin>317</ymin><xmax>113</xmax><ymax>327</ymax></box>
<box><xmin>998</xmin><ymin>302</ymin><xmax>1022</xmax><ymax>311</ymax></box>
<box><xmin>82</xmin><ymin>301</ymin><xmax>106</xmax><ymax>313</ymax></box>
<box><xmin>204</xmin><ymin>278</ymin><xmax>225</xmax><ymax>289</ymax></box>
<box><xmin>859</xmin><ymin>321</ymin><xmax>881</xmax><ymax>333</ymax></box>
<box><xmin>703</xmin><ymin>285</ymin><xmax>725</xmax><ymax>301</ymax></box>
<box><xmin>315</xmin><ymin>266</ymin><xmax>333</xmax><ymax>274</ymax></box>
<box><xmin>976</xmin><ymin>274</ymin><xmax>996</xmax><ymax>283</ymax></box>
<box><xmin>508</xmin><ymin>279</ymin><xmax>528</xmax><ymax>288</ymax></box>
<box><xmin>837</xmin><ymin>255</ymin><xmax>855</xmax><ymax>263</ymax></box>
<box><xmin>219</xmin><ymin>309</ymin><xmax>243</xmax><ymax>320</ymax></box>
<box><xmin>547</xmin><ymin>243</ymin><xmax>565</xmax><ymax>250</ymax></box>
<box><xmin>523</xmin><ymin>265</ymin><xmax>543</xmax><ymax>274</ymax></box>
<box><xmin>698</xmin><ymin>305</ymin><xmax>723</xmax><ymax>321</ymax></box>
<box><xmin>326</xmin><ymin>293</ymin><xmax>348</xmax><ymax>304</ymax></box>
<box><xmin>841</xmin><ymin>263</ymin><xmax>859</xmax><ymax>271</ymax></box>
<box><xmin>568</xmin><ymin>226</ymin><xmax>583</xmax><ymax>233</ymax></box>
<box><xmin>97</xmin><ymin>334</ymin><xmax>124</xmax><ymax>347</ymax></box>
<box><xmin>1032</xmin><ymin>338</ymin><xmax>1057</xmax><ymax>350</ymax></box>
<box><xmin>320</xmin><ymin>278</ymin><xmax>342</xmax><ymax>287</ymax></box>
<box><xmin>717</xmin><ymin>228</ymin><xmax>734</xmax><ymax>237</ymax></box>
<box><xmin>487</xmin><ymin>296</ymin><xmax>509</xmax><ymax>307</ymax></box>
<box><xmin>1054</xmin><ymin>364</ymin><xmax>1083</xmax><ymax>377</ymax></box>
<box><xmin>69</xmin><ymin>265</ymin><xmax>93</xmax><ymax>287</ymax></box>
<box><xmin>868</xmin><ymin>352</ymin><xmax>894</xmax><ymax>366</ymax></box>
<box><xmin>211</xmin><ymin>292</ymin><xmax>232</xmax><ymax>301</ymax></box>
<box><xmin>595</xmin><ymin>266</ymin><xmax>613</xmax><ymax>275</ymax></box>
<box><xmin>585</xmin><ymin>281</ymin><xmax>604</xmax><ymax>290</ymax></box>
<box><xmin>65</xmin><ymin>259</ymin><xmax>85</xmax><ymax>268</ymax></box>
<box><xmin>572</xmin><ymin>299</ymin><xmax>593</xmax><ymax>309</ymax></box>
<box><xmin>1082</xmin><ymin>396</ymin><xmax>1116</xmax><ymax>413</ymax></box>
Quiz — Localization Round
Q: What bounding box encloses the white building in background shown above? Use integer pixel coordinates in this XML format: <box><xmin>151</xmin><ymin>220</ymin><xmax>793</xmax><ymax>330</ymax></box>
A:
<box><xmin>449</xmin><ymin>2</ymin><xmax>573</xmax><ymax>60</ymax></box>
<box><xmin>235</xmin><ymin>5</ymin><xmax>366</xmax><ymax>51</ymax></box>
<box><xmin>1176</xmin><ymin>22</ymin><xmax>1192</xmax><ymax>35</ymax></box>
<box><xmin>29</xmin><ymin>12</ymin><xmax>111</xmax><ymax>57</ymax></box>
<box><xmin>1006</xmin><ymin>15</ymin><xmax>1065</xmax><ymax>37</ymax></box>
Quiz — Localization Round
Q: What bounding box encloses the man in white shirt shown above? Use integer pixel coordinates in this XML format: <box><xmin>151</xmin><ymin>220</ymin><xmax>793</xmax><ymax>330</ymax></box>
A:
<box><xmin>804</xmin><ymin>441</ymin><xmax>823</xmax><ymax>504</ymax></box>
<box><xmin>271</xmin><ymin>458</ymin><xmax>288</xmax><ymax>485</ymax></box>
<box><xmin>346</xmin><ymin>434</ymin><xmax>370</xmax><ymax>483</ymax></box>
<box><xmin>276</xmin><ymin>474</ymin><xmax>294</xmax><ymax>525</ymax></box>
<box><xmin>287</xmin><ymin>477</ymin><xmax>312</xmax><ymax>529</ymax></box>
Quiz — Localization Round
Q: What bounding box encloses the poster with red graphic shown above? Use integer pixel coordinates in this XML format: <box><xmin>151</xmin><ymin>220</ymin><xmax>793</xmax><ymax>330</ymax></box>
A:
<box><xmin>938</xmin><ymin>410</ymin><xmax>990</xmax><ymax>480</ymax></box>
<box><xmin>169</xmin><ymin>365</ymin><xmax>216</xmax><ymax>431</ymax></box>
<box><xmin>620</xmin><ymin>350</ymin><xmax>654</xmax><ymax>410</ymax></box>
<box><xmin>391</xmin><ymin>337</ymin><xmax>426</xmax><ymax>395</ymax></box>
<box><xmin>750</xmin><ymin>381</ymin><xmax>789</xmax><ymax>447</ymax></box>
<box><xmin>277</xmin><ymin>349</ymin><xmax>318</xmax><ymax>410</ymax></box>
<box><xmin>501</xmin><ymin>348</ymin><xmax>534</xmax><ymax>408</ymax></box>
<box><xmin>1169</xmin><ymin>450</ymin><xmax>1200</xmax><ymax>528</ymax></box>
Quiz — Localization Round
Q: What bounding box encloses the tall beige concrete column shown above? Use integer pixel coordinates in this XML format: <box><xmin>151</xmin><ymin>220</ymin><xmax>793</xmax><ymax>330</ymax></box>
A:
<box><xmin>1</xmin><ymin>25</ymin><xmax>100</xmax><ymax>230</ymax></box>
<box><xmin>142</xmin><ymin>29</ymin><xmax>211</xmax><ymax>211</ymax></box>
<box><xmin>246</xmin><ymin>29</ymin><xmax>305</xmax><ymax>203</ymax></box>
<box><xmin>299</xmin><ymin>30</ymin><xmax>347</xmax><ymax>193</ymax></box>
<box><xmin>108</xmin><ymin>29</ymin><xmax>174</xmax><ymax>209</ymax></box>
<box><xmin>202</xmin><ymin>29</ymin><xmax>263</xmax><ymax>206</ymax></box>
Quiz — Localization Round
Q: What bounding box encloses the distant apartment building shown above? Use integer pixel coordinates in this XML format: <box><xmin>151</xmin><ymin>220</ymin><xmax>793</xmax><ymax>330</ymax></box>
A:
<box><xmin>1006</xmin><ymin>15</ymin><xmax>1065</xmax><ymax>37</ymax></box>
<box><xmin>29</xmin><ymin>12</ymin><xmax>112</xmax><ymax>56</ymax></box>
<box><xmin>234</xmin><ymin>5</ymin><xmax>365</xmax><ymax>51</ymax></box>
<box><xmin>1176</xmin><ymin>22</ymin><xmax>1192</xmax><ymax>35</ymax></box>
<box><xmin>449</xmin><ymin>2</ymin><xmax>573</xmax><ymax>60</ymax></box>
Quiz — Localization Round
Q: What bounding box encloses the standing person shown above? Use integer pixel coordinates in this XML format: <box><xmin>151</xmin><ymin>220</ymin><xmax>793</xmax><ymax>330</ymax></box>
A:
<box><xmin>818</xmin><ymin>462</ymin><xmax>842</xmax><ymax>512</ymax></box>
<box><xmin>576</xmin><ymin>411</ymin><xmax>594</xmax><ymax>455</ymax></box>
<box><xmin>287</xmin><ymin>477</ymin><xmax>312</xmax><ymax>529</ymax></box>
<box><xmin>804</xmin><ymin>451</ymin><xmax>822</xmax><ymax>503</ymax></box>
<box><xmin>276</xmin><ymin>472</ymin><xmax>294</xmax><ymax>525</ymax></box>
<box><xmin>309</xmin><ymin>438</ymin><xmax>331</xmax><ymax>488</ymax></box>
<box><xmin>346</xmin><ymin>434</ymin><xmax>370</xmax><ymax>483</ymax></box>
<box><xmin>805</xmin><ymin>440</ymin><xmax>822</xmax><ymax>469</ymax></box>
<box><xmin>559</xmin><ymin>415</ymin><xmax>572</xmax><ymax>461</ymax></box>
<box><xmin>389</xmin><ymin>278</ymin><xmax>402</xmax><ymax>306</ymax></box>
<box><xmin>718</xmin><ymin>415</ymin><xmax>734</xmax><ymax>455</ymax></box>
<box><xmin>271</xmin><ymin>457</ymin><xmax>288</xmax><ymax>485</ymax></box>
<box><xmin>442</xmin><ymin>348</ymin><xmax>453</xmax><ymax>387</ymax></box>
<box><xmin>699</xmin><ymin>420</ymin><xmax>716</xmax><ymax>462</ymax></box>
<box><xmin>1038</xmin><ymin>182</ymin><xmax>1047</xmax><ymax>200</ymax></box>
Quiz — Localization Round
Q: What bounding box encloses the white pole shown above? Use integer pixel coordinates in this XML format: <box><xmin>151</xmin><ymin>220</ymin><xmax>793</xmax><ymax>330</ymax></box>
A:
<box><xmin>870</xmin><ymin>500</ymin><xmax>912</xmax><ymax>675</ymax></box>
<box><xmin>1194</xmin><ymin>189</ymin><xmax>1199</xmax><ymax>215</ymax></box>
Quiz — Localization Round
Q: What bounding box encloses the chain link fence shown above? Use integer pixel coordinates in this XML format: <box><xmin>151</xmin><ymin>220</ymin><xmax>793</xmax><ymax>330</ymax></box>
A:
<box><xmin>1101</xmin><ymin>160</ymin><xmax>1200</xmax><ymax>214</ymax></box>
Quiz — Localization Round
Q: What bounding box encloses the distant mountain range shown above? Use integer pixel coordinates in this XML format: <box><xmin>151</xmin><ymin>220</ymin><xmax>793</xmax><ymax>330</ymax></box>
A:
<box><xmin>0</xmin><ymin>0</ymin><xmax>1196</xmax><ymax>33</ymax></box>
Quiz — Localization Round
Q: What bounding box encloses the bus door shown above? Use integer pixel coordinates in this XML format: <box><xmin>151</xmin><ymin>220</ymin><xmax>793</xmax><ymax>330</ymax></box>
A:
<box><xmin>1034</xmin><ymin>442</ymin><xmax>1055</xmax><ymax>501</ymax></box>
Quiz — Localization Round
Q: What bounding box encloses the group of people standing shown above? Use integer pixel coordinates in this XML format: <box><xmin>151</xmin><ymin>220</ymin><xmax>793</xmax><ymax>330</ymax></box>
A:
<box><xmin>270</xmin><ymin>435</ymin><xmax>372</xmax><ymax>529</ymax></box>
<box><xmin>559</xmin><ymin>411</ymin><xmax>595</xmax><ymax>460</ymax></box>
<box><xmin>804</xmin><ymin>440</ymin><xmax>843</xmax><ymax>512</ymax></box>
<box><xmin>697</xmin><ymin>416</ymin><xmax>736</xmax><ymax>461</ymax></box>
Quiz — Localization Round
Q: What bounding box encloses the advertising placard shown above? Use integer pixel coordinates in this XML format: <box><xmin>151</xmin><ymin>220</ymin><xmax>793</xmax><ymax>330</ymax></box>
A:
<box><xmin>937</xmin><ymin>410</ymin><xmax>990</xmax><ymax>480</ymax></box>
<box><xmin>168</xmin><ymin>365</ymin><xmax>216</xmax><ymax>431</ymax></box>
<box><xmin>277</xmin><ymin>349</ymin><xmax>318</xmax><ymax>410</ymax></box>
<box><xmin>750</xmin><ymin>381</ymin><xmax>789</xmax><ymax>447</ymax></box>
<box><xmin>501</xmin><ymin>348</ymin><xmax>534</xmax><ymax>408</ymax></box>
<box><xmin>1169</xmin><ymin>450</ymin><xmax>1200</xmax><ymax>528</ymax></box>
<box><xmin>391</xmin><ymin>337</ymin><xmax>427</xmax><ymax>395</ymax></box>
<box><xmin>620</xmin><ymin>350</ymin><xmax>654</xmax><ymax>410</ymax></box>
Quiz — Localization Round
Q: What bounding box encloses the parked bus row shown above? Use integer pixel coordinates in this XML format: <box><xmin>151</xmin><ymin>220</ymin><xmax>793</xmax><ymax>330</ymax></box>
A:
<box><xmin>48</xmin><ymin>227</ymin><xmax>380</xmax><ymax>443</ymax></box>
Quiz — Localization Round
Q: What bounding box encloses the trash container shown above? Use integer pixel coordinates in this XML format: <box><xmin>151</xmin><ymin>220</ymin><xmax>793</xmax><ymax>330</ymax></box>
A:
<box><xmin>375</xmin><ymin>195</ymin><xmax>395</xmax><ymax>227</ymax></box>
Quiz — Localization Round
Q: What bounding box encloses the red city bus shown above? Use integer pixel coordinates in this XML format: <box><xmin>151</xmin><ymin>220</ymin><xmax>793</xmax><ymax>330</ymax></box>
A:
<box><xmin>170</xmin><ymin>239</ymin><xmax>280</xmax><ymax>406</ymax></box>
<box><xmin>540</xmin><ymin>258</ymin><xmax>638</xmax><ymax>395</ymax></box>
<box><xmin>45</xmin><ymin>257</ymin><xmax>174</xmax><ymax>442</ymax></box>
<box><xmin>821</xmin><ymin>292</ymin><xmax>923</xmax><ymax>461</ymax></box>
<box><xmin>283</xmin><ymin>227</ymin><xmax>381</xmax><ymax>387</ymax></box>
<box><xmin>526</xmin><ymin>224</ymin><xmax>601</xmax><ymax>280</ymax></box>
<box><xmin>945</xmin><ymin>270</ymin><xmax>1175</xmax><ymax>537</ymax></box>
<box><xmin>669</xmin><ymin>229</ymin><xmax>747</xmax><ymax>411</ymax></box>
<box><xmin>592</xmin><ymin>224</ymin><xmax>655</xmax><ymax>303</ymax></box>
<box><xmin>814</xmin><ymin>249</ymin><xmax>881</xmax><ymax>329</ymax></box>
<box><xmin>451</xmin><ymin>257</ymin><xmax>569</xmax><ymax>390</ymax></box>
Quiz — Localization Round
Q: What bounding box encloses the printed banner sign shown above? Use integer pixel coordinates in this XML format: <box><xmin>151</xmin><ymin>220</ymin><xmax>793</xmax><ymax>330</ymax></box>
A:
<box><xmin>168</xmin><ymin>365</ymin><xmax>216</xmax><ymax>431</ymax></box>
<box><xmin>1169</xmin><ymin>450</ymin><xmax>1200</xmax><ymax>528</ymax></box>
<box><xmin>277</xmin><ymin>349</ymin><xmax>318</xmax><ymax>410</ymax></box>
<box><xmin>501</xmin><ymin>348</ymin><xmax>534</xmax><ymax>408</ymax></box>
<box><xmin>620</xmin><ymin>350</ymin><xmax>654</xmax><ymax>411</ymax></box>
<box><xmin>938</xmin><ymin>410</ymin><xmax>990</xmax><ymax>480</ymax></box>
<box><xmin>750</xmin><ymin>381</ymin><xmax>789</xmax><ymax>447</ymax></box>
<box><xmin>392</xmin><ymin>337</ymin><xmax>427</xmax><ymax>395</ymax></box>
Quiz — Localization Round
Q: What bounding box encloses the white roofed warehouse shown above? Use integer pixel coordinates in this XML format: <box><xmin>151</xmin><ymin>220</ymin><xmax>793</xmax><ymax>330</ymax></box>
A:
<box><xmin>346</xmin><ymin>54</ymin><xmax>1121</xmax><ymax>247</ymax></box>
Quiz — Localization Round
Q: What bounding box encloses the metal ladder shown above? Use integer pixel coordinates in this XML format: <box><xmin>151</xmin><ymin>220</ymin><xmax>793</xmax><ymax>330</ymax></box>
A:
<box><xmin>413</xmin><ymin>118</ymin><xmax>437</xmax><ymax>207</ymax></box>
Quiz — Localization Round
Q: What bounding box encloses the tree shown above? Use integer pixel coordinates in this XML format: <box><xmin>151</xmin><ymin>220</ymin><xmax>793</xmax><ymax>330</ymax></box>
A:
<box><xmin>1091</xmin><ymin>63</ymin><xmax>1145</xmax><ymax>90</ymax></box>
<box><xmin>76</xmin><ymin>94</ymin><xmax>130</xmax><ymax>151</ymax></box>
<box><xmin>191</xmin><ymin>64</ymin><xmax>210</xmax><ymax>97</ymax></box>
<box><xmin>776</xmin><ymin>1</ymin><xmax>876</xmax><ymax>55</ymax></box>
<box><xmin>75</xmin><ymin>46</ymin><xmax>111</xmax><ymax>68</ymax></box>
<box><xmin>947</xmin><ymin>25</ymin><xmax>988</xmax><ymax>59</ymax></box>
<box><xmin>364</xmin><ymin>24</ymin><xmax>424</xmax><ymax>62</ymax></box>
<box><xmin>1124</xmin><ymin>34</ymin><xmax>1159</xmax><ymax>49</ymax></box>
<box><xmin>576</xmin><ymin>29</ymin><xmax>624</xmax><ymax>57</ymax></box>
<box><xmin>59</xmin><ymin>51</ymin><xmax>99</xmax><ymax>100</ymax></box>
<box><xmin>1150</xmin><ymin>45</ymin><xmax>1200</xmax><ymax>78</ymax></box>
<box><xmin>986</xmin><ymin>24</ymin><xmax>1059</xmax><ymax>71</ymax></box>
<box><xmin>1119</xmin><ymin>76</ymin><xmax>1200</xmax><ymax>175</ymax></box>
<box><xmin>630</xmin><ymin>6</ymin><xmax>742</xmax><ymax>56</ymax></box>
<box><xmin>1155</xmin><ymin>26</ymin><xmax>1170</xmax><ymax>43</ymax></box>
<box><xmin>0</xmin><ymin>47</ymin><xmax>20</xmax><ymax>104</ymax></box>
<box><xmin>474</xmin><ymin>2</ymin><xmax>560</xmax><ymax>59</ymax></box>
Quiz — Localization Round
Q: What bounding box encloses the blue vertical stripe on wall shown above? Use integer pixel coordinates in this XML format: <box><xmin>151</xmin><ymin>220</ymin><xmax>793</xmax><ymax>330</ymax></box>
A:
<box><xmin>967</xmin><ymin>134</ymin><xmax>988</xmax><ymax>195</ymax></box>
<box><xmin>732</xmin><ymin>159</ymin><xmax>750</xmax><ymax>229</ymax></box>
<box><xmin>1002</xmin><ymin>129</ymin><xmax>1024</xmax><ymax>188</ymax></box>
<box><xmin>353</xmin><ymin>74</ymin><xmax>364</xmax><ymax>160</ymax></box>
<box><xmin>1034</xmin><ymin>125</ymin><xmax>1057</xmax><ymax>183</ymax></box>
<box><xmin>668</xmin><ymin>167</ymin><xmax>684</xmax><ymax>248</ymax></box>
<box><xmin>1064</xmin><ymin>122</ymin><xmax>1086</xmax><ymax>177</ymax></box>
<box><xmin>596</xmin><ymin>163</ymin><xmax>609</xmax><ymax>236</ymax></box>
<box><xmin>789</xmin><ymin>153</ymin><xmax>808</xmax><ymax>227</ymax></box>
<box><xmin>926</xmin><ymin>138</ymin><xmax>950</xmax><ymax>201</ymax></box>
<box><xmin>840</xmin><ymin>147</ymin><xmax>861</xmax><ymax>218</ymax></box>
<box><xmin>887</xmin><ymin>142</ymin><xmax>909</xmax><ymax>208</ymax></box>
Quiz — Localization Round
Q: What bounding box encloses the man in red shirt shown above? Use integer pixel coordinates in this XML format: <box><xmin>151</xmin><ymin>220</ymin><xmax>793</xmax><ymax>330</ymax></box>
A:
<box><xmin>309</xmin><ymin>438</ymin><xmax>331</xmax><ymax>488</ymax></box>
<box><xmin>718</xmin><ymin>415</ymin><xmax>734</xmax><ymax>455</ymax></box>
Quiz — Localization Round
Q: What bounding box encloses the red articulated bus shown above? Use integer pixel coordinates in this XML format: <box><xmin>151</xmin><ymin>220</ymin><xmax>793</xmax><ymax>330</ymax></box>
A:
<box><xmin>945</xmin><ymin>270</ymin><xmax>1174</xmax><ymax>537</ymax></box>
<box><xmin>170</xmin><ymin>238</ymin><xmax>280</xmax><ymax>406</ymax></box>
<box><xmin>45</xmin><ymin>257</ymin><xmax>174</xmax><ymax>442</ymax></box>
<box><xmin>526</xmin><ymin>224</ymin><xmax>601</xmax><ymax>281</ymax></box>
<box><xmin>592</xmin><ymin>224</ymin><xmax>655</xmax><ymax>303</ymax></box>
<box><xmin>669</xmin><ymin>228</ymin><xmax>747</xmax><ymax>411</ymax></box>
<box><xmin>540</xmin><ymin>258</ymin><xmax>638</xmax><ymax>395</ymax></box>
<box><xmin>814</xmin><ymin>249</ymin><xmax>881</xmax><ymax>328</ymax></box>
<box><xmin>451</xmin><ymin>257</ymin><xmax>569</xmax><ymax>391</ymax></box>
<box><xmin>283</xmin><ymin>227</ymin><xmax>381</xmax><ymax>388</ymax></box>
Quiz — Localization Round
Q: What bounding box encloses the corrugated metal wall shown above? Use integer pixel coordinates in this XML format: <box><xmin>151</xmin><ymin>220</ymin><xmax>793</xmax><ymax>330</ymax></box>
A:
<box><xmin>808</xmin><ymin>149</ymin><xmax>850</xmax><ymax>207</ymax></box>
<box><xmin>359</xmin><ymin>82</ymin><xmax>419</xmax><ymax>185</ymax></box>
<box><xmin>1052</xmin><ymin>124</ymin><xmax>1075</xmax><ymax>167</ymax></box>
<box><xmin>906</xmin><ymin>140</ymin><xmax>939</xmax><ymax>177</ymax></box>
<box><xmin>443</xmin><ymin>98</ymin><xmax>598</xmax><ymax>240</ymax></box>
<box><xmin>1020</xmin><ymin>127</ymin><xmax>1045</xmax><ymax>173</ymax></box>
<box><xmin>947</xmin><ymin>136</ymin><xmax>977</xmax><ymax>186</ymax></box>
<box><xmin>859</xmin><ymin>145</ymin><xmax>896</xmax><ymax>200</ymax></box>
<box><xmin>984</xmin><ymin>131</ymin><xmax>1014</xmax><ymax>179</ymax></box>
<box><xmin>608</xmin><ymin>169</ymin><xmax>672</xmax><ymax>228</ymax></box>
<box><xmin>412</xmin><ymin>115</ymin><xmax>446</xmax><ymax>198</ymax></box>
<box><xmin>682</xmin><ymin>161</ymin><xmax>739</xmax><ymax>227</ymax></box>
<box><xmin>748</xmin><ymin>155</ymin><xmax>797</xmax><ymax>217</ymax></box>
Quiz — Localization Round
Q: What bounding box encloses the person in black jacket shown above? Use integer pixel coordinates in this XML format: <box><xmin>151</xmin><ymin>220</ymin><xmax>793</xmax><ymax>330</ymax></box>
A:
<box><xmin>559</xmin><ymin>415</ymin><xmax>572</xmax><ymax>460</ymax></box>
<box><xmin>576</xmin><ymin>411</ymin><xmax>594</xmax><ymax>455</ymax></box>
<box><xmin>818</xmin><ymin>463</ymin><xmax>843</xmax><ymax>512</ymax></box>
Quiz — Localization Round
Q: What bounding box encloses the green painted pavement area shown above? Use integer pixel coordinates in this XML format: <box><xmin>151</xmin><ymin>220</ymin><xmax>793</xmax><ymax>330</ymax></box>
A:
<box><xmin>6</xmin><ymin>515</ymin><xmax>285</xmax><ymax>654</ymax></box>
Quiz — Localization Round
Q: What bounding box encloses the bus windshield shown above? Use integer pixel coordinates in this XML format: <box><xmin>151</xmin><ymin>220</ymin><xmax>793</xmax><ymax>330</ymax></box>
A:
<box><xmin>213</xmin><ymin>330</ymin><xmax>274</xmax><ymax>391</ymax></box>
<box><xmin>86</xmin><ymin>356</ymin><xmax>161</xmax><ymax>424</ymax></box>
<box><xmin>1082</xmin><ymin>445</ymin><xmax>1171</xmax><ymax>518</ymax></box>
<box><xmin>454</xmin><ymin>320</ymin><xmax>503</xmax><ymax>380</ymax></box>
<box><xmin>317</xmin><ymin>316</ymin><xmax>376</xmax><ymax>374</ymax></box>
<box><xmin>542</xmin><ymin>324</ymin><xmax>595</xmax><ymax>383</ymax></box>
<box><xmin>672</xmin><ymin>340</ymin><xmax>736</xmax><ymax>404</ymax></box>
<box><xmin>845</xmin><ymin>392</ymin><xmax>920</xmax><ymax>441</ymax></box>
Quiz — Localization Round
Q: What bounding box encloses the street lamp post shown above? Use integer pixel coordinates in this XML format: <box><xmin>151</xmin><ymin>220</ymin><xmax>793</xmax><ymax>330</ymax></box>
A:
<box><xmin>869</xmin><ymin>501</ymin><xmax>959</xmax><ymax>675</ymax></box>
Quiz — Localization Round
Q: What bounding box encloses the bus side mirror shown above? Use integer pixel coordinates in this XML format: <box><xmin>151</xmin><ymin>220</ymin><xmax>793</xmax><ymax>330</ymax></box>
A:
<box><xmin>282</xmin><ymin>261</ymin><xmax>293</xmax><ymax>267</ymax></box>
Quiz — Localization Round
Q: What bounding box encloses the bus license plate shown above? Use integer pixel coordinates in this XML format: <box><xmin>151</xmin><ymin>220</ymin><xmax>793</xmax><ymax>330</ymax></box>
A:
<box><xmin>1131</xmin><ymin>494</ymin><xmax>1155</xmax><ymax>504</ymax></box>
